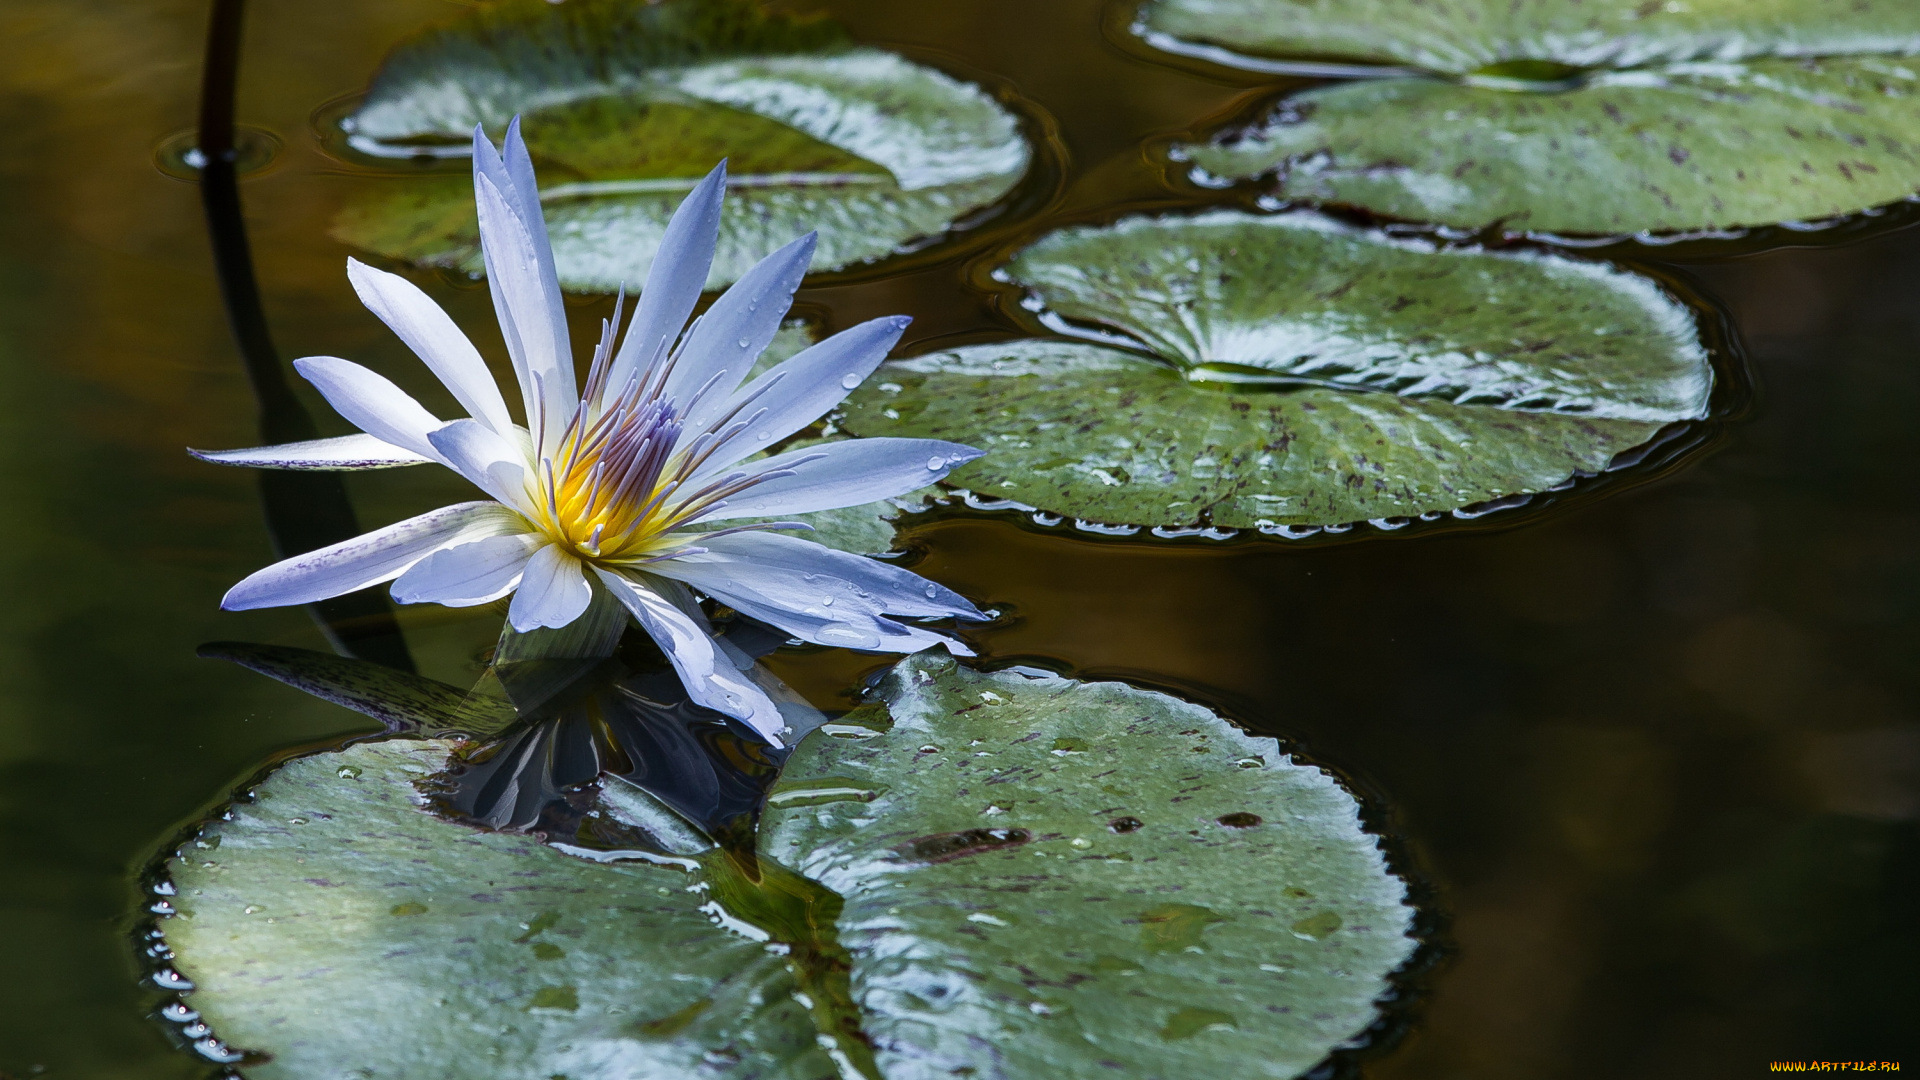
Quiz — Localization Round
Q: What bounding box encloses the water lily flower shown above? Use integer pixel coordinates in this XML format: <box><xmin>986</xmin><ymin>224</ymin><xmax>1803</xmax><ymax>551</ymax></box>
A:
<box><xmin>197</xmin><ymin>120</ymin><xmax>987</xmax><ymax>745</ymax></box>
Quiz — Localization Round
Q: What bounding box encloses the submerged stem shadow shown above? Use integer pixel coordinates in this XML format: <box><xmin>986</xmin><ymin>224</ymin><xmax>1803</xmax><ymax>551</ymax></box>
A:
<box><xmin>197</xmin><ymin>0</ymin><xmax>412</xmax><ymax>670</ymax></box>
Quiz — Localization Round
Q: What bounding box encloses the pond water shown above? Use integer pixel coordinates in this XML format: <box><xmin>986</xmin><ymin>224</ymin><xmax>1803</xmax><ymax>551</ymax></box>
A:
<box><xmin>1</xmin><ymin>0</ymin><xmax>1917</xmax><ymax>1075</ymax></box>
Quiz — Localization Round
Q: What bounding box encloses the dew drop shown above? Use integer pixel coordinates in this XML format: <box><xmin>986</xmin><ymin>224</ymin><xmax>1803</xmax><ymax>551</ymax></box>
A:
<box><xmin>756</xmin><ymin>431</ymin><xmax>772</xmax><ymax>441</ymax></box>
<box><xmin>737</xmin><ymin>338</ymin><xmax>751</xmax><ymax>348</ymax></box>
<box><xmin>337</xmin><ymin>766</ymin><xmax>361</xmax><ymax>780</ymax></box>
<box><xmin>821</xmin><ymin>596</ymin><xmax>834</xmax><ymax>607</ymax></box>
<box><xmin>924</xmin><ymin>584</ymin><xmax>937</xmax><ymax>598</ymax></box>
<box><xmin>926</xmin><ymin>456</ymin><xmax>945</xmax><ymax>470</ymax></box>
<box><xmin>1070</xmin><ymin>837</ymin><xmax>1093</xmax><ymax>849</ymax></box>
<box><xmin>242</xmin><ymin>905</ymin><xmax>263</xmax><ymax>915</ymax></box>
<box><xmin>840</xmin><ymin>372</ymin><xmax>861</xmax><ymax>390</ymax></box>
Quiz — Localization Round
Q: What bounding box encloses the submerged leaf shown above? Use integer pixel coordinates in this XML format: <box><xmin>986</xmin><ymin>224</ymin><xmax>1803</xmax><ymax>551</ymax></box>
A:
<box><xmin>842</xmin><ymin>212</ymin><xmax>1709</xmax><ymax>528</ymax></box>
<box><xmin>760</xmin><ymin>653</ymin><xmax>1417</xmax><ymax>1079</ymax></box>
<box><xmin>1182</xmin><ymin>56</ymin><xmax>1920</xmax><ymax>236</ymax></box>
<box><xmin>199</xmin><ymin>642</ymin><xmax>516</xmax><ymax>737</ymax></box>
<box><xmin>333</xmin><ymin>0</ymin><xmax>1029</xmax><ymax>290</ymax></box>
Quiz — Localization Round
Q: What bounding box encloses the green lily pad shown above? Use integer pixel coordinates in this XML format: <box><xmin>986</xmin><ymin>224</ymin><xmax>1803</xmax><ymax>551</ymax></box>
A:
<box><xmin>760</xmin><ymin>653</ymin><xmax>1416</xmax><ymax>1078</ymax></box>
<box><xmin>333</xmin><ymin>0</ymin><xmax>1029</xmax><ymax>290</ymax></box>
<box><xmin>160</xmin><ymin>658</ymin><xmax>1415</xmax><ymax>1077</ymax></box>
<box><xmin>1135</xmin><ymin>0</ymin><xmax>1920</xmax><ymax>75</ymax></box>
<box><xmin>840</xmin><ymin>211</ymin><xmax>1709</xmax><ymax>529</ymax></box>
<box><xmin>161</xmin><ymin>740</ymin><xmax>836</xmax><ymax>1078</ymax></box>
<box><xmin>1179</xmin><ymin>55</ymin><xmax>1920</xmax><ymax>236</ymax></box>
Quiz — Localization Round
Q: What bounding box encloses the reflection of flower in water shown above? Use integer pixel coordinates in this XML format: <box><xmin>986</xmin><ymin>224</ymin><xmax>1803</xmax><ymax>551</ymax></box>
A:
<box><xmin>199</xmin><ymin>120</ymin><xmax>985</xmax><ymax>745</ymax></box>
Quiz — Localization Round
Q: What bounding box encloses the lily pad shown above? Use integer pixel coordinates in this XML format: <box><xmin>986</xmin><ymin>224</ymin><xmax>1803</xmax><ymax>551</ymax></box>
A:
<box><xmin>760</xmin><ymin>653</ymin><xmax>1416</xmax><ymax>1078</ymax></box>
<box><xmin>333</xmin><ymin>0</ymin><xmax>1030</xmax><ymax>290</ymax></box>
<box><xmin>161</xmin><ymin>739</ymin><xmax>836</xmax><ymax>1078</ymax></box>
<box><xmin>1135</xmin><ymin>0</ymin><xmax>1920</xmax><ymax>75</ymax></box>
<box><xmin>160</xmin><ymin>658</ymin><xmax>1415</xmax><ymax>1077</ymax></box>
<box><xmin>1179</xmin><ymin>55</ymin><xmax>1920</xmax><ymax>236</ymax></box>
<box><xmin>840</xmin><ymin>211</ymin><xmax>1710</xmax><ymax>529</ymax></box>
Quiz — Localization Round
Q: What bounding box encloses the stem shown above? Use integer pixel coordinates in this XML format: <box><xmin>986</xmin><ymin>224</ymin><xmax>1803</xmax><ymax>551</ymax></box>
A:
<box><xmin>196</xmin><ymin>0</ymin><xmax>414</xmax><ymax>670</ymax></box>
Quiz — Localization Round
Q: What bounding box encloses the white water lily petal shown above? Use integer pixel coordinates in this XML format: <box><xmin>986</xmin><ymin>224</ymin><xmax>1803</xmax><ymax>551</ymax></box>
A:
<box><xmin>689</xmin><ymin>316</ymin><xmax>910</xmax><ymax>465</ymax></box>
<box><xmin>427</xmin><ymin>420</ymin><xmax>536</xmax><ymax>515</ymax></box>
<box><xmin>189</xmin><ymin>433</ymin><xmax>431</xmax><ymax>471</ymax></box>
<box><xmin>668</xmin><ymin>530</ymin><xmax>985</xmax><ymax>620</ymax></box>
<box><xmin>693</xmin><ymin>437</ymin><xmax>983</xmax><ymax>520</ymax></box>
<box><xmin>684</xmin><ymin>573</ymin><xmax>971</xmax><ymax>657</ymax></box>
<box><xmin>474</xmin><ymin>165</ymin><xmax>574</xmax><ymax>447</ymax></box>
<box><xmin>605</xmin><ymin>162</ymin><xmax>726</xmax><ymax>401</ymax></box>
<box><xmin>222</xmin><ymin>501</ymin><xmax>525</xmax><ymax>610</ymax></box>
<box><xmin>292</xmin><ymin>356</ymin><xmax>447</xmax><ymax>462</ymax></box>
<box><xmin>347</xmin><ymin>259</ymin><xmax>514</xmax><ymax>433</ymax></box>
<box><xmin>390</xmin><ymin>533</ymin><xmax>544</xmax><ymax>606</ymax></box>
<box><xmin>508</xmin><ymin>544</ymin><xmax>593</xmax><ymax>631</ymax></box>
<box><xmin>594</xmin><ymin>569</ymin><xmax>787</xmax><ymax>744</ymax></box>
<box><xmin>663</xmin><ymin>232</ymin><xmax>816</xmax><ymax>420</ymax></box>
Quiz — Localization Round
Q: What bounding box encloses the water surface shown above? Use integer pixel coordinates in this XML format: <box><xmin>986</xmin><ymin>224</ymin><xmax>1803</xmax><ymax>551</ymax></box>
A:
<box><xmin>0</xmin><ymin>0</ymin><xmax>1916</xmax><ymax>1075</ymax></box>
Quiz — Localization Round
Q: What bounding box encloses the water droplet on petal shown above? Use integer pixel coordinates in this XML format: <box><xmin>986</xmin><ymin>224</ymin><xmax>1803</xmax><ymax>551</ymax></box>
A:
<box><xmin>927</xmin><ymin>456</ymin><xmax>945</xmax><ymax>470</ymax></box>
<box><xmin>737</xmin><ymin>338</ymin><xmax>751</xmax><ymax>349</ymax></box>
<box><xmin>821</xmin><ymin>596</ymin><xmax>834</xmax><ymax>607</ymax></box>
<box><xmin>924</xmin><ymin>584</ymin><xmax>937</xmax><ymax>598</ymax></box>
<box><xmin>840</xmin><ymin>372</ymin><xmax>861</xmax><ymax>390</ymax></box>
<box><xmin>756</xmin><ymin>431</ymin><xmax>772</xmax><ymax>441</ymax></box>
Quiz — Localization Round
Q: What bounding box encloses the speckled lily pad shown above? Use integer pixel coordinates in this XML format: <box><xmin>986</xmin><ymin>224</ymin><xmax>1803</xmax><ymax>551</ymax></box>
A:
<box><xmin>840</xmin><ymin>211</ymin><xmax>1710</xmax><ymax>529</ymax></box>
<box><xmin>761</xmin><ymin>653</ymin><xmax>1417</xmax><ymax>1079</ymax></box>
<box><xmin>159</xmin><ymin>657</ymin><xmax>1415</xmax><ymax>1078</ymax></box>
<box><xmin>332</xmin><ymin>0</ymin><xmax>1030</xmax><ymax>290</ymax></box>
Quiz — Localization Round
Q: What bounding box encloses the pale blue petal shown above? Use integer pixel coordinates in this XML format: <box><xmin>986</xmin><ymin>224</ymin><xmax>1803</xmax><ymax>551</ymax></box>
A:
<box><xmin>390</xmin><ymin>533</ymin><xmax>543</xmax><ymax>606</ymax></box>
<box><xmin>347</xmin><ymin>258</ymin><xmax>514</xmax><ymax>433</ymax></box>
<box><xmin>292</xmin><ymin>356</ymin><xmax>446</xmax><ymax>462</ymax></box>
<box><xmin>691</xmin><ymin>437</ymin><xmax>981</xmax><ymax>520</ymax></box>
<box><xmin>427</xmin><ymin>419</ymin><xmax>536</xmax><ymax>515</ymax></box>
<box><xmin>222</xmin><ymin>501</ymin><xmax>525</xmax><ymax>610</ymax></box>
<box><xmin>473</xmin><ymin>150</ymin><xmax>574</xmax><ymax>449</ymax></box>
<box><xmin>666</xmin><ymin>569</ymin><xmax>972</xmax><ymax>656</ymax></box>
<box><xmin>605</xmin><ymin>162</ymin><xmax>726</xmax><ymax>399</ymax></box>
<box><xmin>666</xmin><ymin>529</ymin><xmax>985</xmax><ymax>620</ymax></box>
<box><xmin>686</xmin><ymin>316</ymin><xmax>909</xmax><ymax>465</ymax></box>
<box><xmin>508</xmin><ymin>544</ymin><xmax>592</xmax><ymax>631</ymax></box>
<box><xmin>661</xmin><ymin>231</ymin><xmax>816</xmax><ymax>419</ymax></box>
<box><xmin>190</xmin><ymin>433</ymin><xmax>431</xmax><ymax>471</ymax></box>
<box><xmin>593</xmin><ymin>569</ymin><xmax>787</xmax><ymax>745</ymax></box>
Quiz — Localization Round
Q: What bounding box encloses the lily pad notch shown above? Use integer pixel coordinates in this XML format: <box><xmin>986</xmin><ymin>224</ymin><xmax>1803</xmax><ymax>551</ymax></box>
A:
<box><xmin>331</xmin><ymin>0</ymin><xmax>1037</xmax><ymax>291</ymax></box>
<box><xmin>1141</xmin><ymin>0</ymin><xmax>1920</xmax><ymax>238</ymax></box>
<box><xmin>840</xmin><ymin>210</ymin><xmax>1717</xmax><ymax>535</ymax></box>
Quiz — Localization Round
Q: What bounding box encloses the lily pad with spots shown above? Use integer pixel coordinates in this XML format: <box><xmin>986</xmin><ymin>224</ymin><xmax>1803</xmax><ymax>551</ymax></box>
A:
<box><xmin>840</xmin><ymin>211</ymin><xmax>1711</xmax><ymax>530</ymax></box>
<box><xmin>1148</xmin><ymin>2</ymin><xmax>1920</xmax><ymax>236</ymax></box>
<box><xmin>760</xmin><ymin>653</ymin><xmax>1418</xmax><ymax>1079</ymax></box>
<box><xmin>158</xmin><ymin>656</ymin><xmax>1415</xmax><ymax>1078</ymax></box>
<box><xmin>331</xmin><ymin>0</ymin><xmax>1030</xmax><ymax>290</ymax></box>
<box><xmin>1135</xmin><ymin>0</ymin><xmax>1920</xmax><ymax>75</ymax></box>
<box><xmin>159</xmin><ymin>740</ymin><xmax>838</xmax><ymax>1078</ymax></box>
<box><xmin>1178</xmin><ymin>56</ymin><xmax>1920</xmax><ymax>237</ymax></box>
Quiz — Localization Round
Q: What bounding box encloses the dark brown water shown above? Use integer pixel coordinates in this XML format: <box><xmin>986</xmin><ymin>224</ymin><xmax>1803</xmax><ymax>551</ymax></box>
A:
<box><xmin>1</xmin><ymin>0</ymin><xmax>1916</xmax><ymax>1075</ymax></box>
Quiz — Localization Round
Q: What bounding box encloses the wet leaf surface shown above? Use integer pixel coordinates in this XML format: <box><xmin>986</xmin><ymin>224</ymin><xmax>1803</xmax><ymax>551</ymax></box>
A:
<box><xmin>332</xmin><ymin>0</ymin><xmax>1029</xmax><ymax>290</ymax></box>
<box><xmin>1181</xmin><ymin>56</ymin><xmax>1920</xmax><ymax>236</ymax></box>
<box><xmin>1136</xmin><ymin>0</ymin><xmax>1920</xmax><ymax>74</ymax></box>
<box><xmin>842</xmin><ymin>212</ymin><xmax>1708</xmax><ymax>528</ymax></box>
<box><xmin>760</xmin><ymin>653</ymin><xmax>1417</xmax><ymax>1079</ymax></box>
<box><xmin>163</xmin><ymin>740</ymin><xmax>837</xmax><ymax>1079</ymax></box>
<box><xmin>163</xmin><ymin>658</ymin><xmax>1413</xmax><ymax>1078</ymax></box>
